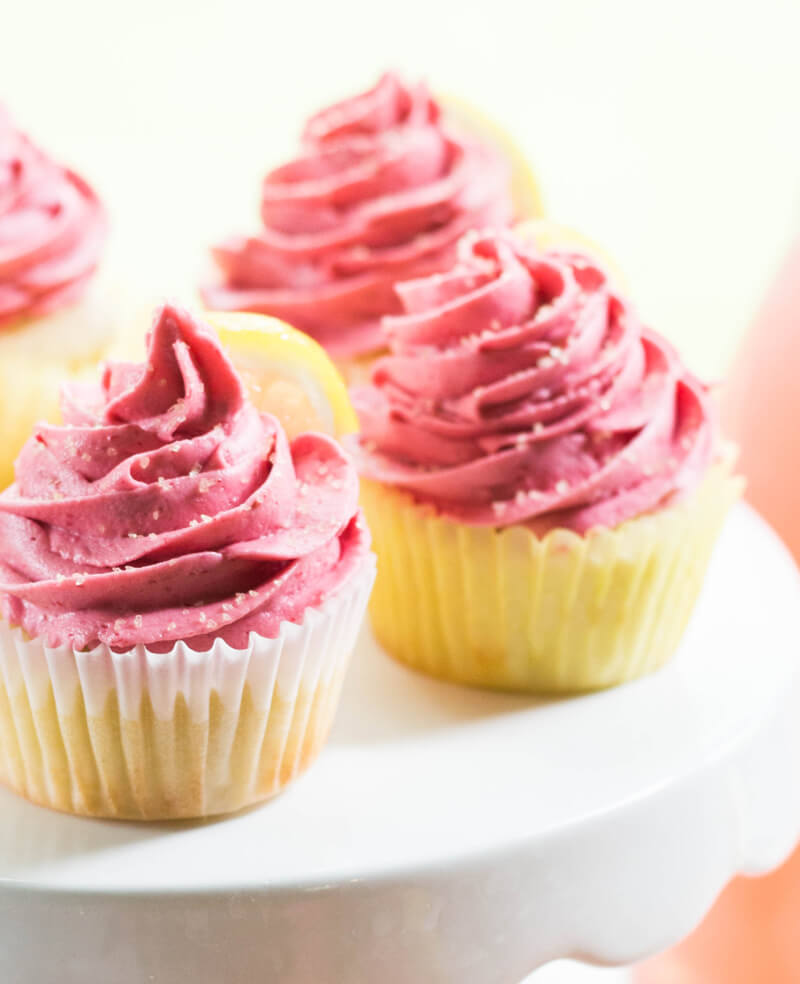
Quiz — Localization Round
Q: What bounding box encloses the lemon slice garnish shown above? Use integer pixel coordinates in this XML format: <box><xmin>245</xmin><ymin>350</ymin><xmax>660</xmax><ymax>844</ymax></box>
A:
<box><xmin>440</xmin><ymin>94</ymin><xmax>545</xmax><ymax>221</ymax></box>
<box><xmin>514</xmin><ymin>218</ymin><xmax>629</xmax><ymax>290</ymax></box>
<box><xmin>206</xmin><ymin>311</ymin><xmax>358</xmax><ymax>440</ymax></box>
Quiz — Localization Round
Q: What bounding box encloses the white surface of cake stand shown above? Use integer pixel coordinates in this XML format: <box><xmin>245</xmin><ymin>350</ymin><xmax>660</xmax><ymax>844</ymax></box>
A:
<box><xmin>1</xmin><ymin>504</ymin><xmax>799</xmax><ymax>984</ymax></box>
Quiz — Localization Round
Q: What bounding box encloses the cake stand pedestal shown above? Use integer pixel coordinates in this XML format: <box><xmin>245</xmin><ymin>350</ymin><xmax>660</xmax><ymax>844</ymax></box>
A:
<box><xmin>2</xmin><ymin>505</ymin><xmax>799</xmax><ymax>984</ymax></box>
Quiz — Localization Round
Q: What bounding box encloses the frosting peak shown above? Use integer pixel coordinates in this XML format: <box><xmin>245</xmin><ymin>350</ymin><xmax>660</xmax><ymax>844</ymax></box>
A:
<box><xmin>204</xmin><ymin>73</ymin><xmax>514</xmax><ymax>359</ymax></box>
<box><xmin>353</xmin><ymin>232</ymin><xmax>715</xmax><ymax>534</ymax></box>
<box><xmin>0</xmin><ymin>305</ymin><xmax>367</xmax><ymax>651</ymax></box>
<box><xmin>0</xmin><ymin>107</ymin><xmax>106</xmax><ymax>326</ymax></box>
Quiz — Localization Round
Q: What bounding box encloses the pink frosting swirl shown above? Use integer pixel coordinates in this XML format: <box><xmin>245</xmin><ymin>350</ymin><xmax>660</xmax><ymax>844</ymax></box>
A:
<box><xmin>204</xmin><ymin>73</ymin><xmax>514</xmax><ymax>359</ymax></box>
<box><xmin>0</xmin><ymin>107</ymin><xmax>106</xmax><ymax>327</ymax></box>
<box><xmin>0</xmin><ymin>304</ymin><xmax>368</xmax><ymax>652</ymax></box>
<box><xmin>352</xmin><ymin>232</ymin><xmax>715</xmax><ymax>534</ymax></box>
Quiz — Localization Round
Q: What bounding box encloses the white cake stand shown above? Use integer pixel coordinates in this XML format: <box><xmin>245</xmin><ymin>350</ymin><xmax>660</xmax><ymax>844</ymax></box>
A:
<box><xmin>2</xmin><ymin>504</ymin><xmax>799</xmax><ymax>984</ymax></box>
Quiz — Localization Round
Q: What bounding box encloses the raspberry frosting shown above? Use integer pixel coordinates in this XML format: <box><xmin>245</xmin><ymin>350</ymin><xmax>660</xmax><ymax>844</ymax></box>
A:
<box><xmin>204</xmin><ymin>73</ymin><xmax>513</xmax><ymax>359</ymax></box>
<box><xmin>0</xmin><ymin>304</ymin><xmax>367</xmax><ymax>652</ymax></box>
<box><xmin>0</xmin><ymin>107</ymin><xmax>106</xmax><ymax>327</ymax></box>
<box><xmin>352</xmin><ymin>231</ymin><xmax>715</xmax><ymax>534</ymax></box>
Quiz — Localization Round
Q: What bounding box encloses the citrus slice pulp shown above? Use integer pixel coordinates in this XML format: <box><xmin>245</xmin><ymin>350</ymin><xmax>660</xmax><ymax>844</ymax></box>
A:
<box><xmin>206</xmin><ymin>311</ymin><xmax>358</xmax><ymax>440</ymax></box>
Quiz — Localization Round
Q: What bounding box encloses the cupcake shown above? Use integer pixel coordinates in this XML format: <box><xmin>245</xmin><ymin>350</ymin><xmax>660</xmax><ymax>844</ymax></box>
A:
<box><xmin>352</xmin><ymin>230</ymin><xmax>741</xmax><ymax>693</ymax></box>
<box><xmin>0</xmin><ymin>303</ymin><xmax>374</xmax><ymax>819</ymax></box>
<box><xmin>0</xmin><ymin>106</ymin><xmax>110</xmax><ymax>488</ymax></box>
<box><xmin>202</xmin><ymin>72</ymin><xmax>541</xmax><ymax>382</ymax></box>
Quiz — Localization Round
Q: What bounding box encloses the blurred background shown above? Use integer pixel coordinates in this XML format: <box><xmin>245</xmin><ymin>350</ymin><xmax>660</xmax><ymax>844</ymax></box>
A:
<box><xmin>3</xmin><ymin>2</ymin><xmax>800</xmax><ymax>981</ymax></box>
<box><xmin>2</xmin><ymin>0</ymin><xmax>799</xmax><ymax>381</ymax></box>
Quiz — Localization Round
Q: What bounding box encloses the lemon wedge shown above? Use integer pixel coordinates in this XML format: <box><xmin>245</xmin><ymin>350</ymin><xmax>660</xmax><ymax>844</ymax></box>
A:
<box><xmin>206</xmin><ymin>311</ymin><xmax>358</xmax><ymax>440</ymax></box>
<box><xmin>440</xmin><ymin>94</ymin><xmax>545</xmax><ymax>221</ymax></box>
<box><xmin>514</xmin><ymin>218</ymin><xmax>630</xmax><ymax>290</ymax></box>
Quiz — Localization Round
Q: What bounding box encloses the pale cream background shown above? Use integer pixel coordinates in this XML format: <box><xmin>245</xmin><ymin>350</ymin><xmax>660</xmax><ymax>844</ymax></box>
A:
<box><xmin>3</xmin><ymin>0</ymin><xmax>799</xmax><ymax>380</ymax></box>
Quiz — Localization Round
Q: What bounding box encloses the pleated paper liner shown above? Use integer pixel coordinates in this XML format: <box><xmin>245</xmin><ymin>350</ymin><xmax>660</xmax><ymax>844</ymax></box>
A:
<box><xmin>0</xmin><ymin>558</ymin><xmax>375</xmax><ymax>820</ymax></box>
<box><xmin>362</xmin><ymin>462</ymin><xmax>742</xmax><ymax>694</ymax></box>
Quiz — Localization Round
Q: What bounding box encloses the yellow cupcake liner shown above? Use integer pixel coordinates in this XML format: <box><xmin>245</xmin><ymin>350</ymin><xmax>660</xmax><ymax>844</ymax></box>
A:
<box><xmin>0</xmin><ymin>559</ymin><xmax>375</xmax><ymax>820</ymax></box>
<box><xmin>0</xmin><ymin>354</ymin><xmax>68</xmax><ymax>490</ymax></box>
<box><xmin>361</xmin><ymin>464</ymin><xmax>742</xmax><ymax>694</ymax></box>
<box><xmin>333</xmin><ymin>349</ymin><xmax>385</xmax><ymax>387</ymax></box>
<box><xmin>0</xmin><ymin>285</ymin><xmax>118</xmax><ymax>490</ymax></box>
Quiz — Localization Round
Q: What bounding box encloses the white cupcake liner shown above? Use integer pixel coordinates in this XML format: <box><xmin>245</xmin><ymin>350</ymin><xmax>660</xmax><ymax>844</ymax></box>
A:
<box><xmin>0</xmin><ymin>556</ymin><xmax>375</xmax><ymax>820</ymax></box>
